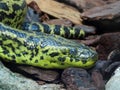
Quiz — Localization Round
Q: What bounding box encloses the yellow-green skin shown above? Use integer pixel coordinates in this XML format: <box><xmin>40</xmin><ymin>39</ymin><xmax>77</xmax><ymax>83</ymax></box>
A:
<box><xmin>0</xmin><ymin>0</ymin><xmax>27</xmax><ymax>29</ymax></box>
<box><xmin>0</xmin><ymin>0</ymin><xmax>98</xmax><ymax>69</ymax></box>
<box><xmin>22</xmin><ymin>22</ymin><xmax>85</xmax><ymax>38</ymax></box>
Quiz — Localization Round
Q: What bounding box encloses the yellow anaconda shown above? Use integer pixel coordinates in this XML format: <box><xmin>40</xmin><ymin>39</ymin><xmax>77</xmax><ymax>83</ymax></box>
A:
<box><xmin>0</xmin><ymin>0</ymin><xmax>98</xmax><ymax>69</ymax></box>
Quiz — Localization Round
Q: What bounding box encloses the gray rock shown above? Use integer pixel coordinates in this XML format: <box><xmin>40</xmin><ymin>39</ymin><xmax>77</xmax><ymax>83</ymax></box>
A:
<box><xmin>106</xmin><ymin>67</ymin><xmax>120</xmax><ymax>90</ymax></box>
<box><xmin>0</xmin><ymin>61</ymin><xmax>64</xmax><ymax>90</ymax></box>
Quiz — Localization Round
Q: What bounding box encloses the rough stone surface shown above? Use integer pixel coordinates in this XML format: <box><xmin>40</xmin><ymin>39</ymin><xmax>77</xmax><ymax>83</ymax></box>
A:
<box><xmin>18</xmin><ymin>66</ymin><xmax>60</xmax><ymax>82</ymax></box>
<box><xmin>106</xmin><ymin>66</ymin><xmax>120</xmax><ymax>90</ymax></box>
<box><xmin>61</xmin><ymin>68</ymin><xmax>96</xmax><ymax>90</ymax></box>
<box><xmin>0</xmin><ymin>61</ymin><xmax>64</xmax><ymax>90</ymax></box>
<box><xmin>96</xmin><ymin>32</ymin><xmax>120</xmax><ymax>59</ymax></box>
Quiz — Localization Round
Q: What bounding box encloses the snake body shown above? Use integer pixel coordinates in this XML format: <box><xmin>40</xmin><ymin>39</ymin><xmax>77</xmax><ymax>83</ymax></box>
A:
<box><xmin>0</xmin><ymin>0</ymin><xmax>98</xmax><ymax>69</ymax></box>
<box><xmin>22</xmin><ymin>22</ymin><xmax>85</xmax><ymax>38</ymax></box>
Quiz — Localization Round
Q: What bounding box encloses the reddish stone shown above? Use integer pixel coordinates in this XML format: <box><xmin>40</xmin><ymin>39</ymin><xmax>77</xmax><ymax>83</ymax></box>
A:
<box><xmin>61</xmin><ymin>68</ymin><xmax>96</xmax><ymax>90</ymax></box>
<box><xmin>96</xmin><ymin>32</ymin><xmax>120</xmax><ymax>59</ymax></box>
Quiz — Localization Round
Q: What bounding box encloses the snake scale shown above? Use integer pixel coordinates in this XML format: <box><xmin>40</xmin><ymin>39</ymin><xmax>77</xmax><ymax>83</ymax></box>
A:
<box><xmin>0</xmin><ymin>0</ymin><xmax>98</xmax><ymax>69</ymax></box>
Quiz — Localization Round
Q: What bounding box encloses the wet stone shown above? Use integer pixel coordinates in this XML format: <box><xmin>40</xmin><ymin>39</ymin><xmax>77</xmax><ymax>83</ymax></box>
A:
<box><xmin>61</xmin><ymin>68</ymin><xmax>96</xmax><ymax>90</ymax></box>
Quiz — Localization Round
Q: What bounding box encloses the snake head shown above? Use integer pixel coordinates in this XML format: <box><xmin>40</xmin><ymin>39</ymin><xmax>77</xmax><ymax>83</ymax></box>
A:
<box><xmin>68</xmin><ymin>44</ymin><xmax>98</xmax><ymax>68</ymax></box>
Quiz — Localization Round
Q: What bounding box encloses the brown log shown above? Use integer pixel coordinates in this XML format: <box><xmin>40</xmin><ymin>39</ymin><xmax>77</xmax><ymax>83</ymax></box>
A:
<box><xmin>26</xmin><ymin>0</ymin><xmax>82</xmax><ymax>24</ymax></box>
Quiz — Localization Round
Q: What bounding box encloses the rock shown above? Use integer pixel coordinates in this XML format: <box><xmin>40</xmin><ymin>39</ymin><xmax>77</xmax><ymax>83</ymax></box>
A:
<box><xmin>104</xmin><ymin>62</ymin><xmax>120</xmax><ymax>80</ymax></box>
<box><xmin>78</xmin><ymin>35</ymin><xmax>100</xmax><ymax>46</ymax></box>
<box><xmin>92</xmin><ymin>60</ymin><xmax>110</xmax><ymax>75</ymax></box>
<box><xmin>106</xmin><ymin>66</ymin><xmax>120</xmax><ymax>90</ymax></box>
<box><xmin>57</xmin><ymin>0</ymin><xmax>106</xmax><ymax>11</ymax></box>
<box><xmin>91</xmin><ymin>60</ymin><xmax>117</xmax><ymax>80</ymax></box>
<box><xmin>93</xmin><ymin>49</ymin><xmax>120</xmax><ymax>80</ymax></box>
<box><xmin>58</xmin><ymin>0</ymin><xmax>119</xmax><ymax>12</ymax></box>
<box><xmin>61</xmin><ymin>68</ymin><xmax>96</xmax><ymax>90</ymax></box>
<box><xmin>93</xmin><ymin>60</ymin><xmax>110</xmax><ymax>71</ymax></box>
<box><xmin>0</xmin><ymin>61</ymin><xmax>64</xmax><ymax>90</ymax></box>
<box><xmin>103</xmin><ymin>49</ymin><xmax>120</xmax><ymax>79</ymax></box>
<box><xmin>91</xmin><ymin>70</ymin><xmax>105</xmax><ymax>90</ymax></box>
<box><xmin>81</xmin><ymin>1</ymin><xmax>120</xmax><ymax>30</ymax></box>
<box><xmin>96</xmin><ymin>32</ymin><xmax>120</xmax><ymax>59</ymax></box>
<box><xmin>18</xmin><ymin>66</ymin><xmax>60</xmax><ymax>82</ymax></box>
<box><xmin>108</xmin><ymin>49</ymin><xmax>120</xmax><ymax>61</ymax></box>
